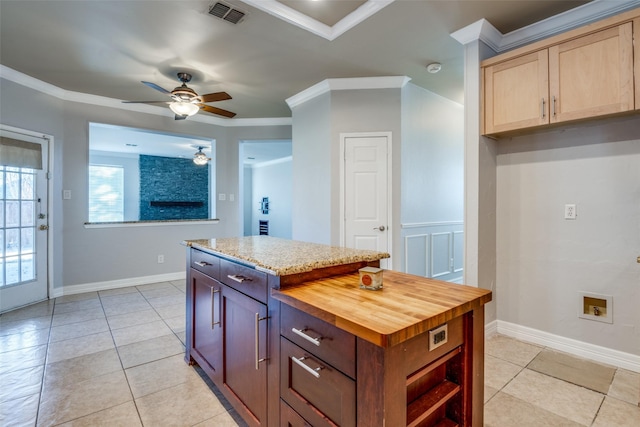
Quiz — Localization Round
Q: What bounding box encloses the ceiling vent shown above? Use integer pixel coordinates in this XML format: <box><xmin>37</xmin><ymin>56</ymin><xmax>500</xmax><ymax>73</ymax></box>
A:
<box><xmin>209</xmin><ymin>2</ymin><xmax>246</xmax><ymax>24</ymax></box>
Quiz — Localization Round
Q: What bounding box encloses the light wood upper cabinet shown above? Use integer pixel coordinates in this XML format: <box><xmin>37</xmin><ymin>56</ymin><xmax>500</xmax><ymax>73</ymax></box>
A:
<box><xmin>548</xmin><ymin>23</ymin><xmax>634</xmax><ymax>123</ymax></box>
<box><xmin>484</xmin><ymin>50</ymin><xmax>549</xmax><ymax>134</ymax></box>
<box><xmin>636</xmin><ymin>18</ymin><xmax>640</xmax><ymax>110</ymax></box>
<box><xmin>482</xmin><ymin>12</ymin><xmax>638</xmax><ymax>136</ymax></box>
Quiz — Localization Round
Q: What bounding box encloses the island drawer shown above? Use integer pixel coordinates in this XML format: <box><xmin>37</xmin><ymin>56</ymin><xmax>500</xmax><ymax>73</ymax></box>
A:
<box><xmin>281</xmin><ymin>304</ymin><xmax>356</xmax><ymax>378</ymax></box>
<box><xmin>191</xmin><ymin>249</ymin><xmax>220</xmax><ymax>279</ymax></box>
<box><xmin>403</xmin><ymin>314</ymin><xmax>464</xmax><ymax>376</ymax></box>
<box><xmin>281</xmin><ymin>337</ymin><xmax>356</xmax><ymax>427</ymax></box>
<box><xmin>280</xmin><ymin>400</ymin><xmax>312</xmax><ymax>427</ymax></box>
<box><xmin>220</xmin><ymin>258</ymin><xmax>268</xmax><ymax>304</ymax></box>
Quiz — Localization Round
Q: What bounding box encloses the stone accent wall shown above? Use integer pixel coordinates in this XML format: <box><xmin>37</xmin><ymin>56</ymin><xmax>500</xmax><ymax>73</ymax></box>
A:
<box><xmin>139</xmin><ymin>155</ymin><xmax>209</xmax><ymax>220</ymax></box>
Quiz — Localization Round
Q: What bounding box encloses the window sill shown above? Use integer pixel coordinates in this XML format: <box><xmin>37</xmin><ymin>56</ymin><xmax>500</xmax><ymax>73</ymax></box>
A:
<box><xmin>84</xmin><ymin>219</ymin><xmax>220</xmax><ymax>228</ymax></box>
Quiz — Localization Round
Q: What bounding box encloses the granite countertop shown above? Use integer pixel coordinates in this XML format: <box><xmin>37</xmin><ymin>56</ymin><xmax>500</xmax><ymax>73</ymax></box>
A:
<box><xmin>183</xmin><ymin>236</ymin><xmax>390</xmax><ymax>276</ymax></box>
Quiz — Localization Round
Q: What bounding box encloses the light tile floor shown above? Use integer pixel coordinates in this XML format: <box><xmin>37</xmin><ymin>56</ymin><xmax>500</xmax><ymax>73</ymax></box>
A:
<box><xmin>0</xmin><ymin>282</ymin><xmax>638</xmax><ymax>426</ymax></box>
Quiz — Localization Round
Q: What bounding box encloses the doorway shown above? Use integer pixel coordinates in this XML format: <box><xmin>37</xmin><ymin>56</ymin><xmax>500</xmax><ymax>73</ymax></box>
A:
<box><xmin>0</xmin><ymin>126</ymin><xmax>51</xmax><ymax>313</ymax></box>
<box><xmin>239</xmin><ymin>140</ymin><xmax>292</xmax><ymax>238</ymax></box>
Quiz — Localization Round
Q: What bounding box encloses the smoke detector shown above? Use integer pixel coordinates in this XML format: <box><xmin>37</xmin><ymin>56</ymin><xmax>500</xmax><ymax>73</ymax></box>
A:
<box><xmin>208</xmin><ymin>1</ymin><xmax>247</xmax><ymax>24</ymax></box>
<box><xmin>426</xmin><ymin>63</ymin><xmax>442</xmax><ymax>74</ymax></box>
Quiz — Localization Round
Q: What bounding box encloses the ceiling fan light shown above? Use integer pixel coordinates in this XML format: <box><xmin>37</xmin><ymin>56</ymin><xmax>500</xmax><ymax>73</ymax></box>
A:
<box><xmin>169</xmin><ymin>101</ymin><xmax>199</xmax><ymax>117</ymax></box>
<box><xmin>193</xmin><ymin>147</ymin><xmax>210</xmax><ymax>165</ymax></box>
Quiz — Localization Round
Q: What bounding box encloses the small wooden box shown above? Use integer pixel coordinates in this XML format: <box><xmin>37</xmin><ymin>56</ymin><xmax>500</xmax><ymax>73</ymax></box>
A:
<box><xmin>359</xmin><ymin>267</ymin><xmax>383</xmax><ymax>290</ymax></box>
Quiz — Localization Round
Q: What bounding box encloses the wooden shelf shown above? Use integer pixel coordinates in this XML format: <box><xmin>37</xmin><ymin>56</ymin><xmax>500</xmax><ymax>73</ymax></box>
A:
<box><xmin>406</xmin><ymin>380</ymin><xmax>460</xmax><ymax>427</ymax></box>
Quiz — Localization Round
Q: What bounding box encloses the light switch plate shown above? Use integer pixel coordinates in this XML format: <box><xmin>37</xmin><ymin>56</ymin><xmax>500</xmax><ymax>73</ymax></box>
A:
<box><xmin>428</xmin><ymin>324</ymin><xmax>448</xmax><ymax>351</ymax></box>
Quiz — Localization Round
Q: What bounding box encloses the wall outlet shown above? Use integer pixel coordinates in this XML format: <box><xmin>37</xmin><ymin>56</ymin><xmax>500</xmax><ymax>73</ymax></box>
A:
<box><xmin>428</xmin><ymin>324</ymin><xmax>448</xmax><ymax>351</ymax></box>
<box><xmin>564</xmin><ymin>204</ymin><xmax>577</xmax><ymax>220</ymax></box>
<box><xmin>218</xmin><ymin>193</ymin><xmax>226</xmax><ymax>201</ymax></box>
<box><xmin>63</xmin><ymin>190</ymin><xmax>72</xmax><ymax>200</ymax></box>
<box><xmin>157</xmin><ymin>255</ymin><xmax>164</xmax><ymax>264</ymax></box>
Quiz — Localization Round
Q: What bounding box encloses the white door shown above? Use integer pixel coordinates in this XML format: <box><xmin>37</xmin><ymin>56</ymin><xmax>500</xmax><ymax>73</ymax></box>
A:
<box><xmin>0</xmin><ymin>128</ymin><xmax>49</xmax><ymax>313</ymax></box>
<box><xmin>342</xmin><ymin>133</ymin><xmax>390</xmax><ymax>266</ymax></box>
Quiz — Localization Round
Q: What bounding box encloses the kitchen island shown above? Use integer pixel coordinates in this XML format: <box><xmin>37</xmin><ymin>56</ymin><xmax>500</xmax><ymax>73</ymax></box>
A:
<box><xmin>183</xmin><ymin>236</ymin><xmax>491</xmax><ymax>427</ymax></box>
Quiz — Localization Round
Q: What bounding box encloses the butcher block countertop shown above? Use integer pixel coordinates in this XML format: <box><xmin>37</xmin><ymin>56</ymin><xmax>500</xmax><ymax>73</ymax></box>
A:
<box><xmin>272</xmin><ymin>269</ymin><xmax>492</xmax><ymax>348</ymax></box>
<box><xmin>183</xmin><ymin>236</ymin><xmax>389</xmax><ymax>276</ymax></box>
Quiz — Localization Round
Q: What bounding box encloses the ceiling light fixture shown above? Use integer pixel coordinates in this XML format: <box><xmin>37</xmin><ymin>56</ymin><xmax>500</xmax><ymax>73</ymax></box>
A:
<box><xmin>193</xmin><ymin>146</ymin><xmax>211</xmax><ymax>165</ymax></box>
<box><xmin>426</xmin><ymin>62</ymin><xmax>442</xmax><ymax>74</ymax></box>
<box><xmin>169</xmin><ymin>101</ymin><xmax>199</xmax><ymax>117</ymax></box>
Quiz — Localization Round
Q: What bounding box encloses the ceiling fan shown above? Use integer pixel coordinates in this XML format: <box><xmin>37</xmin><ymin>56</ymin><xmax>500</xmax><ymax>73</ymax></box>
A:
<box><xmin>123</xmin><ymin>72</ymin><xmax>236</xmax><ymax>120</ymax></box>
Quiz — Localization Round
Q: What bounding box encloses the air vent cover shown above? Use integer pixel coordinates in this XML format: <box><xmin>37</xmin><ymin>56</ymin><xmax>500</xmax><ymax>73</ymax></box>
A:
<box><xmin>209</xmin><ymin>2</ymin><xmax>246</xmax><ymax>24</ymax></box>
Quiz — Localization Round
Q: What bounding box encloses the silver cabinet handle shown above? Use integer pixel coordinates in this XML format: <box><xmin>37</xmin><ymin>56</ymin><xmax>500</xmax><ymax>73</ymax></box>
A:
<box><xmin>291</xmin><ymin>327</ymin><xmax>322</xmax><ymax>346</ymax></box>
<box><xmin>552</xmin><ymin>96</ymin><xmax>557</xmax><ymax>117</ymax></box>
<box><xmin>194</xmin><ymin>261</ymin><xmax>209</xmax><ymax>267</ymax></box>
<box><xmin>373</xmin><ymin>225</ymin><xmax>385</xmax><ymax>231</ymax></box>
<box><xmin>210</xmin><ymin>287</ymin><xmax>220</xmax><ymax>329</ymax></box>
<box><xmin>228</xmin><ymin>274</ymin><xmax>251</xmax><ymax>283</ymax></box>
<box><xmin>541</xmin><ymin>98</ymin><xmax>546</xmax><ymax>119</ymax></box>
<box><xmin>291</xmin><ymin>356</ymin><xmax>324</xmax><ymax>379</ymax></box>
<box><xmin>255</xmin><ymin>313</ymin><xmax>267</xmax><ymax>370</ymax></box>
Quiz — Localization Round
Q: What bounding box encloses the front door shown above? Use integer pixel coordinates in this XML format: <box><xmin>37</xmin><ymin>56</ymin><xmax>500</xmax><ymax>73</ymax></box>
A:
<box><xmin>0</xmin><ymin>127</ymin><xmax>50</xmax><ymax>313</ymax></box>
<box><xmin>342</xmin><ymin>133</ymin><xmax>391</xmax><ymax>266</ymax></box>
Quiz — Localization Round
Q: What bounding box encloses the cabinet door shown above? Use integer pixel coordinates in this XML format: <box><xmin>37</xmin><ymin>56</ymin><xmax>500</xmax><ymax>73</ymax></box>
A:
<box><xmin>191</xmin><ymin>269</ymin><xmax>222</xmax><ymax>380</ymax></box>
<box><xmin>484</xmin><ymin>50</ymin><xmax>549</xmax><ymax>134</ymax></box>
<box><xmin>222</xmin><ymin>284</ymin><xmax>268</xmax><ymax>427</ymax></box>
<box><xmin>549</xmin><ymin>22</ymin><xmax>634</xmax><ymax>123</ymax></box>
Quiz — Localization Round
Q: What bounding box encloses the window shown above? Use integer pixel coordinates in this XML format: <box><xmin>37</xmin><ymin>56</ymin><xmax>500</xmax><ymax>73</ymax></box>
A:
<box><xmin>88</xmin><ymin>165</ymin><xmax>124</xmax><ymax>222</ymax></box>
<box><xmin>1</xmin><ymin>166</ymin><xmax>37</xmax><ymax>286</ymax></box>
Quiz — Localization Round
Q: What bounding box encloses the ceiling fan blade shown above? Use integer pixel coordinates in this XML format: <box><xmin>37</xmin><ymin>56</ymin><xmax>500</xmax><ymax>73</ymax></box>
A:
<box><xmin>174</xmin><ymin>114</ymin><xmax>187</xmax><ymax>121</ymax></box>
<box><xmin>199</xmin><ymin>92</ymin><xmax>232</xmax><ymax>103</ymax></box>
<box><xmin>198</xmin><ymin>104</ymin><xmax>236</xmax><ymax>118</ymax></box>
<box><xmin>142</xmin><ymin>81</ymin><xmax>171</xmax><ymax>95</ymax></box>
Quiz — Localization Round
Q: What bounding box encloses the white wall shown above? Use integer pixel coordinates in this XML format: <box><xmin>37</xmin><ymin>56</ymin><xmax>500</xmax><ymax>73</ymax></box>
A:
<box><xmin>496</xmin><ymin>115</ymin><xmax>640</xmax><ymax>356</ymax></box>
<box><xmin>243</xmin><ymin>166</ymin><xmax>253</xmax><ymax>236</ymax></box>
<box><xmin>291</xmin><ymin>94</ymin><xmax>332</xmax><ymax>244</ymax></box>
<box><xmin>250</xmin><ymin>157</ymin><xmax>292</xmax><ymax>239</ymax></box>
<box><xmin>291</xmin><ymin>82</ymin><xmax>465</xmax><ymax>273</ymax></box>
<box><xmin>400</xmin><ymin>84</ymin><xmax>465</xmax><ymax>282</ymax></box>
<box><xmin>0</xmin><ymin>77</ymin><xmax>291</xmax><ymax>292</ymax></box>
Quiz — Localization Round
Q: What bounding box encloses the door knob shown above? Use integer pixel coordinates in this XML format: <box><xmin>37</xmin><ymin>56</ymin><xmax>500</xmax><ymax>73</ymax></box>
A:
<box><xmin>39</xmin><ymin>224</ymin><xmax>49</xmax><ymax>231</ymax></box>
<box><xmin>373</xmin><ymin>226</ymin><xmax>385</xmax><ymax>231</ymax></box>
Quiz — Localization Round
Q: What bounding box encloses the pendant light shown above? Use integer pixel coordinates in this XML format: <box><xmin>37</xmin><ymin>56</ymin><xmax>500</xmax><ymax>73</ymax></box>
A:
<box><xmin>193</xmin><ymin>146</ymin><xmax>210</xmax><ymax>165</ymax></box>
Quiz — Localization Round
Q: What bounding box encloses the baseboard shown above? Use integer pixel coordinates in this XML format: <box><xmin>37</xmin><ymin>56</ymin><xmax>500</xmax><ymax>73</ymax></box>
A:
<box><xmin>51</xmin><ymin>272</ymin><xmax>186</xmax><ymax>298</ymax></box>
<box><xmin>488</xmin><ymin>320</ymin><xmax>640</xmax><ymax>373</ymax></box>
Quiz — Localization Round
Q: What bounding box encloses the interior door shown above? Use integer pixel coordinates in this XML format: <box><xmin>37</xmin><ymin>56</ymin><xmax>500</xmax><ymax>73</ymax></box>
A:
<box><xmin>0</xmin><ymin>128</ymin><xmax>49</xmax><ymax>313</ymax></box>
<box><xmin>342</xmin><ymin>134</ymin><xmax>390</xmax><ymax>265</ymax></box>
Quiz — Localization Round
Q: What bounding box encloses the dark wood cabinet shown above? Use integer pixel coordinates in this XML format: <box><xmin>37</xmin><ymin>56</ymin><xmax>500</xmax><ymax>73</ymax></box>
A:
<box><xmin>186</xmin><ymin>249</ymin><xmax>269</xmax><ymax>427</ymax></box>
<box><xmin>191</xmin><ymin>269</ymin><xmax>222</xmax><ymax>382</ymax></box>
<box><xmin>280</xmin><ymin>337</ymin><xmax>356</xmax><ymax>427</ymax></box>
<box><xmin>221</xmin><ymin>283</ymin><xmax>268</xmax><ymax>426</ymax></box>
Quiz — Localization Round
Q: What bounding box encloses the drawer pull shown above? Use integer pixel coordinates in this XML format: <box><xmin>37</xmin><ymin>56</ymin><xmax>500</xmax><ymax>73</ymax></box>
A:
<box><xmin>228</xmin><ymin>274</ymin><xmax>252</xmax><ymax>283</ymax></box>
<box><xmin>292</xmin><ymin>356</ymin><xmax>324</xmax><ymax>379</ymax></box>
<box><xmin>291</xmin><ymin>327</ymin><xmax>322</xmax><ymax>346</ymax></box>
<box><xmin>194</xmin><ymin>261</ymin><xmax>210</xmax><ymax>267</ymax></box>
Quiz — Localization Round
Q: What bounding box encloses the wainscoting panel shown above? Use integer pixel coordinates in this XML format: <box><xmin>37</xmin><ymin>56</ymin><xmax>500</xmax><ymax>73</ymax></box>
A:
<box><xmin>404</xmin><ymin>234</ymin><xmax>429</xmax><ymax>277</ymax></box>
<box><xmin>453</xmin><ymin>231</ymin><xmax>464</xmax><ymax>273</ymax></box>
<box><xmin>431</xmin><ymin>232</ymin><xmax>452</xmax><ymax>278</ymax></box>
<box><xmin>401</xmin><ymin>221</ymin><xmax>463</xmax><ymax>283</ymax></box>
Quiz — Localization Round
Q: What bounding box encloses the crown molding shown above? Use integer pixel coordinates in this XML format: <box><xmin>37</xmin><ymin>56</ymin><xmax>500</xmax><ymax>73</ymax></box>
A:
<box><xmin>0</xmin><ymin>64</ymin><xmax>291</xmax><ymax>127</ymax></box>
<box><xmin>450</xmin><ymin>0</ymin><xmax>640</xmax><ymax>52</ymax></box>
<box><xmin>286</xmin><ymin>76</ymin><xmax>411</xmax><ymax>109</ymax></box>
<box><xmin>241</xmin><ymin>0</ymin><xmax>394</xmax><ymax>41</ymax></box>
